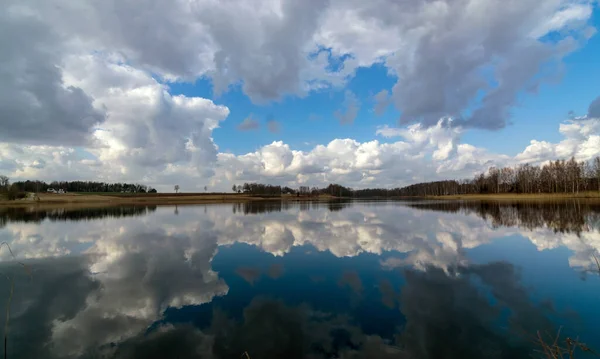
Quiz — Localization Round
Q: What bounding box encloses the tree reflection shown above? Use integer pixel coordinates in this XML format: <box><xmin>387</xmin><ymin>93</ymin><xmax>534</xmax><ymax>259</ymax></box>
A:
<box><xmin>232</xmin><ymin>200</ymin><xmax>352</xmax><ymax>215</ymax></box>
<box><xmin>409</xmin><ymin>200</ymin><xmax>600</xmax><ymax>234</ymax></box>
<box><xmin>0</xmin><ymin>205</ymin><xmax>157</xmax><ymax>227</ymax></box>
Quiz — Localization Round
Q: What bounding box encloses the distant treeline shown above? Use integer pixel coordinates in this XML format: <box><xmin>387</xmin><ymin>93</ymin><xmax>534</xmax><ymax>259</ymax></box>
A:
<box><xmin>1</xmin><ymin>179</ymin><xmax>157</xmax><ymax>194</ymax></box>
<box><xmin>233</xmin><ymin>183</ymin><xmax>357</xmax><ymax>197</ymax></box>
<box><xmin>3</xmin><ymin>155</ymin><xmax>599</xmax><ymax>200</ymax></box>
<box><xmin>235</xmin><ymin>156</ymin><xmax>600</xmax><ymax>198</ymax></box>
<box><xmin>396</xmin><ymin>156</ymin><xmax>600</xmax><ymax>196</ymax></box>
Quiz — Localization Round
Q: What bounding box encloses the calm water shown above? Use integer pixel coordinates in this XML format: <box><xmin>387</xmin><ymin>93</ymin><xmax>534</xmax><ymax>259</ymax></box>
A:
<box><xmin>0</xmin><ymin>200</ymin><xmax>599</xmax><ymax>358</ymax></box>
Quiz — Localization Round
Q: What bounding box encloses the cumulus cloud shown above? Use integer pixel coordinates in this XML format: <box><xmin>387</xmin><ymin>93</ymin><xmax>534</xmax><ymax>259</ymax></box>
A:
<box><xmin>1</xmin><ymin>0</ymin><xmax>598</xmax><ymax>191</ymax></box>
<box><xmin>0</xmin><ymin>55</ymin><xmax>230</xmax><ymax>188</ymax></box>
<box><xmin>67</xmin><ymin>55</ymin><xmax>229</xmax><ymax>172</ymax></box>
<box><xmin>317</xmin><ymin>0</ymin><xmax>593</xmax><ymax>129</ymax></box>
<box><xmin>2</xmin><ymin>0</ymin><xmax>597</xmax><ymax>126</ymax></box>
<box><xmin>237</xmin><ymin>116</ymin><xmax>260</xmax><ymax>131</ymax></box>
<box><xmin>0</xmin><ymin>4</ymin><xmax>105</xmax><ymax>145</ymax></box>
<box><xmin>516</xmin><ymin>118</ymin><xmax>600</xmax><ymax>164</ymax></box>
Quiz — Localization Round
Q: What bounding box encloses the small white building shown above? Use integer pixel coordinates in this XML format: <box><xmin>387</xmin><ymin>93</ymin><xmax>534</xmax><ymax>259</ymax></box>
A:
<box><xmin>46</xmin><ymin>188</ymin><xmax>66</xmax><ymax>194</ymax></box>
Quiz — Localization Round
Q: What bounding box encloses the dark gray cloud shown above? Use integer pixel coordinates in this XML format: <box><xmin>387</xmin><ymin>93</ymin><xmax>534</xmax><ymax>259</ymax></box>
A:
<box><xmin>335</xmin><ymin>90</ymin><xmax>360</xmax><ymax>125</ymax></box>
<box><xmin>109</xmin><ymin>325</ymin><xmax>212</xmax><ymax>359</ymax></box>
<box><xmin>21</xmin><ymin>0</ymin><xmax>331</xmax><ymax>103</ymax></box>
<box><xmin>0</xmin><ymin>4</ymin><xmax>105</xmax><ymax>146</ymax></box>
<box><xmin>196</xmin><ymin>0</ymin><xmax>332</xmax><ymax>102</ymax></box>
<box><xmin>459</xmin><ymin>42</ymin><xmax>560</xmax><ymax>130</ymax></box>
<box><xmin>0</xmin><ymin>257</ymin><xmax>98</xmax><ymax>359</ymax></box>
<box><xmin>360</xmin><ymin>0</ymin><xmax>591</xmax><ymax>130</ymax></box>
<box><xmin>2</xmin><ymin>0</ymin><xmax>592</xmax><ymax>145</ymax></box>
<box><xmin>588</xmin><ymin>96</ymin><xmax>600</xmax><ymax>118</ymax></box>
<box><xmin>237</xmin><ymin>116</ymin><xmax>260</xmax><ymax>131</ymax></box>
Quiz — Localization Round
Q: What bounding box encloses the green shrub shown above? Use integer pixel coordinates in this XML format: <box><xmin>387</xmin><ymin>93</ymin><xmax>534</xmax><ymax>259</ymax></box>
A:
<box><xmin>6</xmin><ymin>189</ymin><xmax>27</xmax><ymax>200</ymax></box>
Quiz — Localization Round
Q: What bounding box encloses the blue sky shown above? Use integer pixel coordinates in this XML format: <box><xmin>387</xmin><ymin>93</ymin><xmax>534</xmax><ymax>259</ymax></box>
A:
<box><xmin>165</xmin><ymin>8</ymin><xmax>600</xmax><ymax>158</ymax></box>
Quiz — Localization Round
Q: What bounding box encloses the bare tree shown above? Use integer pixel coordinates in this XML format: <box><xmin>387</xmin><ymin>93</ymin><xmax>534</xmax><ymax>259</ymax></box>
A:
<box><xmin>232</xmin><ymin>184</ymin><xmax>237</xmax><ymax>193</ymax></box>
<box><xmin>204</xmin><ymin>186</ymin><xmax>208</xmax><ymax>192</ymax></box>
<box><xmin>174</xmin><ymin>185</ymin><xmax>180</xmax><ymax>193</ymax></box>
<box><xmin>0</xmin><ymin>175</ymin><xmax>8</xmax><ymax>190</ymax></box>
<box><xmin>488</xmin><ymin>167</ymin><xmax>500</xmax><ymax>194</ymax></box>
<box><xmin>594</xmin><ymin>156</ymin><xmax>600</xmax><ymax>192</ymax></box>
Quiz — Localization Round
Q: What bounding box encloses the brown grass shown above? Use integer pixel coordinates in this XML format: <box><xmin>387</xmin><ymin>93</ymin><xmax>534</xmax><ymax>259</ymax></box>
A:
<box><xmin>535</xmin><ymin>256</ymin><xmax>600</xmax><ymax>359</ymax></box>
<box><xmin>536</xmin><ymin>329</ymin><xmax>599</xmax><ymax>359</ymax></box>
<box><xmin>0</xmin><ymin>192</ymin><xmax>337</xmax><ymax>208</ymax></box>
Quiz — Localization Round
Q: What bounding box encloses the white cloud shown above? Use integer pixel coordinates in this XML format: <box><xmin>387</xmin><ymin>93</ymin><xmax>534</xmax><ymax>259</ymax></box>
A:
<box><xmin>375</xmin><ymin>125</ymin><xmax>403</xmax><ymax>138</ymax></box>
<box><xmin>0</xmin><ymin>55</ymin><xmax>230</xmax><ymax>188</ymax></box>
<box><xmin>3</xmin><ymin>0</ymin><xmax>593</xmax><ymax>135</ymax></box>
<box><xmin>3</xmin><ymin>201</ymin><xmax>599</xmax><ymax>277</ymax></box>
<box><xmin>0</xmin><ymin>4</ymin><xmax>104</xmax><ymax>145</ymax></box>
<box><xmin>516</xmin><ymin>118</ymin><xmax>600</xmax><ymax>164</ymax></box>
<box><xmin>0</xmin><ymin>0</ymin><xmax>598</xmax><ymax>191</ymax></box>
<box><xmin>2</xmin><ymin>116</ymin><xmax>599</xmax><ymax>192</ymax></box>
<box><xmin>2</xmin><ymin>202</ymin><xmax>599</xmax><ymax>355</ymax></box>
<box><xmin>317</xmin><ymin>0</ymin><xmax>593</xmax><ymax>129</ymax></box>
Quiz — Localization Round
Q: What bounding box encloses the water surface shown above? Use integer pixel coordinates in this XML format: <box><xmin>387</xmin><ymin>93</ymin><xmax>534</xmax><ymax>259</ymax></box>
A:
<box><xmin>0</xmin><ymin>200</ymin><xmax>599</xmax><ymax>358</ymax></box>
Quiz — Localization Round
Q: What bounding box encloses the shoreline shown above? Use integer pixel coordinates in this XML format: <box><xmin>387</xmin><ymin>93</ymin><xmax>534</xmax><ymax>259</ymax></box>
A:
<box><xmin>2</xmin><ymin>191</ymin><xmax>600</xmax><ymax>208</ymax></box>
<box><xmin>0</xmin><ymin>193</ymin><xmax>339</xmax><ymax>208</ymax></box>
<box><xmin>424</xmin><ymin>192</ymin><xmax>600</xmax><ymax>200</ymax></box>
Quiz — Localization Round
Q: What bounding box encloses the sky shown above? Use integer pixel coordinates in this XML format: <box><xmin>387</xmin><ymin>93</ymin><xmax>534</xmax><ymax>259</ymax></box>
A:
<box><xmin>1</xmin><ymin>0</ymin><xmax>600</xmax><ymax>192</ymax></box>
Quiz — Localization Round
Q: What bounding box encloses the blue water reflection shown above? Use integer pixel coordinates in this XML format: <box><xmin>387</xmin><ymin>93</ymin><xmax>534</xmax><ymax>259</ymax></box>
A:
<box><xmin>0</xmin><ymin>200</ymin><xmax>598</xmax><ymax>358</ymax></box>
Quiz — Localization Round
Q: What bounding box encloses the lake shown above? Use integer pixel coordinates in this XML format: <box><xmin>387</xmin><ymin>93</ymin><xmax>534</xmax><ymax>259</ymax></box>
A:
<box><xmin>0</xmin><ymin>200</ymin><xmax>599</xmax><ymax>358</ymax></box>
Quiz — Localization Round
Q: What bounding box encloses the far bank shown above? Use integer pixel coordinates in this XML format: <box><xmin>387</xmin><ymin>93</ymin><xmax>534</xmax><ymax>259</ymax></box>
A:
<box><xmin>0</xmin><ymin>192</ymin><xmax>339</xmax><ymax>208</ymax></box>
<box><xmin>425</xmin><ymin>191</ymin><xmax>600</xmax><ymax>200</ymax></box>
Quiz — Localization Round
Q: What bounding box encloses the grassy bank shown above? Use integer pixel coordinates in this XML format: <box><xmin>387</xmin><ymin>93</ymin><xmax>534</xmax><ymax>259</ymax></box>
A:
<box><xmin>426</xmin><ymin>191</ymin><xmax>600</xmax><ymax>200</ymax></box>
<box><xmin>0</xmin><ymin>192</ymin><xmax>337</xmax><ymax>207</ymax></box>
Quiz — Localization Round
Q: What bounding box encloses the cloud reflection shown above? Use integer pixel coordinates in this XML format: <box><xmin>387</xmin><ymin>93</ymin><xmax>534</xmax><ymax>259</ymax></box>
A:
<box><xmin>0</xmin><ymin>201</ymin><xmax>588</xmax><ymax>358</ymax></box>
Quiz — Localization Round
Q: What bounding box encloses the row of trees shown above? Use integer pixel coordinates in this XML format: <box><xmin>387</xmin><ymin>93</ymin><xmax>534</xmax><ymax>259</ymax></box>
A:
<box><xmin>0</xmin><ymin>177</ymin><xmax>157</xmax><ymax>195</ymax></box>
<box><xmin>397</xmin><ymin>156</ymin><xmax>600</xmax><ymax>196</ymax></box>
<box><xmin>0</xmin><ymin>175</ymin><xmax>27</xmax><ymax>200</ymax></box>
<box><xmin>231</xmin><ymin>183</ymin><xmax>355</xmax><ymax>197</ymax></box>
<box><xmin>233</xmin><ymin>183</ymin><xmax>290</xmax><ymax>196</ymax></box>
<box><xmin>5</xmin><ymin>156</ymin><xmax>600</xmax><ymax>200</ymax></box>
<box><xmin>230</xmin><ymin>156</ymin><xmax>600</xmax><ymax>198</ymax></box>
